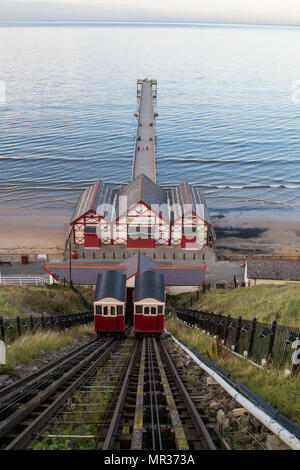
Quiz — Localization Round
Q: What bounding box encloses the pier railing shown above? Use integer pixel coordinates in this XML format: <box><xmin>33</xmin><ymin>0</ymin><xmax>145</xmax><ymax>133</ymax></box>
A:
<box><xmin>176</xmin><ymin>308</ymin><xmax>300</xmax><ymax>373</ymax></box>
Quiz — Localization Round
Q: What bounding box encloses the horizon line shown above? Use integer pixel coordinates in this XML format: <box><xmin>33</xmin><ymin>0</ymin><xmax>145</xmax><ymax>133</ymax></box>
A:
<box><xmin>0</xmin><ymin>20</ymin><xmax>299</xmax><ymax>28</ymax></box>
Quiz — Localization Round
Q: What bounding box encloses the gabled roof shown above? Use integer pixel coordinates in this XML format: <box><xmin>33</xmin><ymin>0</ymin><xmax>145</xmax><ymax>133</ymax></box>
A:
<box><xmin>134</xmin><ymin>270</ymin><xmax>165</xmax><ymax>302</ymax></box>
<box><xmin>166</xmin><ymin>180</ymin><xmax>211</xmax><ymax>224</ymax></box>
<box><xmin>118</xmin><ymin>252</ymin><xmax>158</xmax><ymax>279</ymax></box>
<box><xmin>94</xmin><ymin>270</ymin><xmax>127</xmax><ymax>302</ymax></box>
<box><xmin>115</xmin><ymin>174</ymin><xmax>167</xmax><ymax>219</ymax></box>
<box><xmin>71</xmin><ymin>180</ymin><xmax>117</xmax><ymax>224</ymax></box>
<box><xmin>70</xmin><ymin>176</ymin><xmax>214</xmax><ymax>237</ymax></box>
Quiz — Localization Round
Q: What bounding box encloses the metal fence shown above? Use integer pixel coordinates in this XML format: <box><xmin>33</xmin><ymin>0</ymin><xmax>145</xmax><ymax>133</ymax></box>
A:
<box><xmin>0</xmin><ymin>276</ymin><xmax>50</xmax><ymax>286</ymax></box>
<box><xmin>176</xmin><ymin>308</ymin><xmax>300</xmax><ymax>373</ymax></box>
<box><xmin>0</xmin><ymin>311</ymin><xmax>93</xmax><ymax>342</ymax></box>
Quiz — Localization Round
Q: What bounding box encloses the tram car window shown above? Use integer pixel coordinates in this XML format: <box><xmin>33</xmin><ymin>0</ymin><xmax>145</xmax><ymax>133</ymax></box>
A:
<box><xmin>133</xmin><ymin>271</ymin><xmax>165</xmax><ymax>335</ymax></box>
<box><xmin>94</xmin><ymin>270</ymin><xmax>127</xmax><ymax>334</ymax></box>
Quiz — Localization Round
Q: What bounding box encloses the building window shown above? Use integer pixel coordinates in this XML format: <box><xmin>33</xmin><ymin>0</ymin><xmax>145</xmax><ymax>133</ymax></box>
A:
<box><xmin>128</xmin><ymin>225</ymin><xmax>153</xmax><ymax>239</ymax></box>
<box><xmin>136</xmin><ymin>305</ymin><xmax>143</xmax><ymax>314</ymax></box>
<box><xmin>183</xmin><ymin>226</ymin><xmax>196</xmax><ymax>234</ymax></box>
<box><xmin>84</xmin><ymin>226</ymin><xmax>97</xmax><ymax>234</ymax></box>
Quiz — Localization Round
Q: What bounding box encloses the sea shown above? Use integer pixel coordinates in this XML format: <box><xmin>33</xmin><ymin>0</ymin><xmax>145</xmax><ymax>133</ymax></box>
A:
<box><xmin>0</xmin><ymin>22</ymin><xmax>300</xmax><ymax>219</ymax></box>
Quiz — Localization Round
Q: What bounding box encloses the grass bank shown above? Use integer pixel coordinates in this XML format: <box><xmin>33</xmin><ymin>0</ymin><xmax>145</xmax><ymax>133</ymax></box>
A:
<box><xmin>190</xmin><ymin>285</ymin><xmax>300</xmax><ymax>327</ymax></box>
<box><xmin>0</xmin><ymin>325</ymin><xmax>94</xmax><ymax>376</ymax></box>
<box><xmin>166</xmin><ymin>291</ymin><xmax>198</xmax><ymax>308</ymax></box>
<box><xmin>166</xmin><ymin>316</ymin><xmax>300</xmax><ymax>425</ymax></box>
<box><xmin>0</xmin><ymin>285</ymin><xmax>94</xmax><ymax>319</ymax></box>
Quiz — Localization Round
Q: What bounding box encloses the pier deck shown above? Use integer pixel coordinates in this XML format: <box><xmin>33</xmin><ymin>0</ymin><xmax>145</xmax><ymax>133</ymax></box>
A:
<box><xmin>131</xmin><ymin>79</ymin><xmax>157</xmax><ymax>182</ymax></box>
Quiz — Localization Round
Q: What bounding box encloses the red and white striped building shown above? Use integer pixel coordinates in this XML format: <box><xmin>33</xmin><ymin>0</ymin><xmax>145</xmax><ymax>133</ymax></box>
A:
<box><xmin>70</xmin><ymin>173</ymin><xmax>215</xmax><ymax>250</ymax></box>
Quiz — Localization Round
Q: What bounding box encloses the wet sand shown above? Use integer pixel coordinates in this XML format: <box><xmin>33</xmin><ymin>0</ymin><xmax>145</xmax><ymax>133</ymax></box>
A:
<box><xmin>213</xmin><ymin>215</ymin><xmax>300</xmax><ymax>259</ymax></box>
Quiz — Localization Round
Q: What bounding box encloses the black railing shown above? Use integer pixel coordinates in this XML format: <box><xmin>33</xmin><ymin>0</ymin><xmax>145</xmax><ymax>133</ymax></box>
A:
<box><xmin>0</xmin><ymin>311</ymin><xmax>93</xmax><ymax>342</ymax></box>
<box><xmin>176</xmin><ymin>308</ymin><xmax>300</xmax><ymax>373</ymax></box>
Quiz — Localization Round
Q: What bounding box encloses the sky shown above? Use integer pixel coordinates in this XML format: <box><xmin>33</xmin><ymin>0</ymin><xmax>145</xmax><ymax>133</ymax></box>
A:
<box><xmin>0</xmin><ymin>0</ymin><xmax>300</xmax><ymax>25</ymax></box>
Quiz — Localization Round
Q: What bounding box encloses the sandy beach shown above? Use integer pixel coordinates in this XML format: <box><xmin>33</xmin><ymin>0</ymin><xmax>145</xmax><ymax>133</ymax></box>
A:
<box><xmin>213</xmin><ymin>215</ymin><xmax>300</xmax><ymax>260</ymax></box>
<box><xmin>0</xmin><ymin>208</ymin><xmax>71</xmax><ymax>255</ymax></box>
<box><xmin>0</xmin><ymin>208</ymin><xmax>300</xmax><ymax>261</ymax></box>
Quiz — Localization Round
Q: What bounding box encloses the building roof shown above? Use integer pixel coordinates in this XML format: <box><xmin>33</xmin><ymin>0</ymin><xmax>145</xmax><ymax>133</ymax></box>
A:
<box><xmin>150</xmin><ymin>266</ymin><xmax>205</xmax><ymax>286</ymax></box>
<box><xmin>118</xmin><ymin>252</ymin><xmax>158</xmax><ymax>279</ymax></box>
<box><xmin>44</xmin><ymin>255</ymin><xmax>157</xmax><ymax>285</ymax></box>
<box><xmin>134</xmin><ymin>270</ymin><xmax>165</xmax><ymax>302</ymax></box>
<box><xmin>166</xmin><ymin>180</ymin><xmax>212</xmax><ymax>225</ymax></box>
<box><xmin>45</xmin><ymin>260</ymin><xmax>206</xmax><ymax>287</ymax></box>
<box><xmin>71</xmin><ymin>180</ymin><xmax>117</xmax><ymax>224</ymax></box>
<box><xmin>247</xmin><ymin>259</ymin><xmax>300</xmax><ymax>281</ymax></box>
<box><xmin>44</xmin><ymin>264</ymin><xmax>126</xmax><ymax>285</ymax></box>
<box><xmin>94</xmin><ymin>270</ymin><xmax>126</xmax><ymax>302</ymax></box>
<box><xmin>70</xmin><ymin>174</ymin><xmax>215</xmax><ymax>238</ymax></box>
<box><xmin>115</xmin><ymin>174</ymin><xmax>167</xmax><ymax>219</ymax></box>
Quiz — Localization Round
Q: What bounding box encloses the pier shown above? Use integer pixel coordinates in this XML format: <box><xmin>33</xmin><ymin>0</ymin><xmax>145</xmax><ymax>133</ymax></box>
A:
<box><xmin>131</xmin><ymin>79</ymin><xmax>157</xmax><ymax>183</ymax></box>
<box><xmin>67</xmin><ymin>78</ymin><xmax>215</xmax><ymax>253</ymax></box>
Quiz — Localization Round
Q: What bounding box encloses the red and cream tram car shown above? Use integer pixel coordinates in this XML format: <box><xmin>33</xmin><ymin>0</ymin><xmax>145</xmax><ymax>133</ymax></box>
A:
<box><xmin>133</xmin><ymin>271</ymin><xmax>165</xmax><ymax>335</ymax></box>
<box><xmin>94</xmin><ymin>270</ymin><xmax>127</xmax><ymax>334</ymax></box>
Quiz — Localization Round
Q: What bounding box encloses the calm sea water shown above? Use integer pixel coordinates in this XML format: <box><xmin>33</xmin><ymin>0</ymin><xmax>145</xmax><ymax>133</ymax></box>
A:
<box><xmin>1</xmin><ymin>22</ymin><xmax>300</xmax><ymax>217</ymax></box>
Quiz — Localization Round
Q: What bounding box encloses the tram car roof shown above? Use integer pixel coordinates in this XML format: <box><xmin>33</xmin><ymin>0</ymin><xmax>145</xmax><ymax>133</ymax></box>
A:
<box><xmin>94</xmin><ymin>270</ymin><xmax>127</xmax><ymax>302</ymax></box>
<box><xmin>133</xmin><ymin>270</ymin><xmax>165</xmax><ymax>303</ymax></box>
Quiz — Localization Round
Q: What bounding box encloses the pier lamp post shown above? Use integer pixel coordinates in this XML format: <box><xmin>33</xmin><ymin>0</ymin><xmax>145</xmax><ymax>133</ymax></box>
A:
<box><xmin>69</xmin><ymin>240</ymin><xmax>73</xmax><ymax>289</ymax></box>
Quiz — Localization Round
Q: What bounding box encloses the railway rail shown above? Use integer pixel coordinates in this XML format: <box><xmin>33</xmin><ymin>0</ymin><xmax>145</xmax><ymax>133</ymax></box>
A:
<box><xmin>2</xmin><ymin>332</ymin><xmax>296</xmax><ymax>451</ymax></box>
<box><xmin>0</xmin><ymin>336</ymin><xmax>117</xmax><ymax>449</ymax></box>
<box><xmin>128</xmin><ymin>337</ymin><xmax>216</xmax><ymax>450</ymax></box>
<box><xmin>13</xmin><ymin>336</ymin><xmax>217</xmax><ymax>451</ymax></box>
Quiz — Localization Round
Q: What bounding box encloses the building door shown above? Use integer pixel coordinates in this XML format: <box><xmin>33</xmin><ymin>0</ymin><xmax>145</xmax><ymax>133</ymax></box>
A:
<box><xmin>181</xmin><ymin>235</ymin><xmax>197</xmax><ymax>248</ymax></box>
<box><xmin>84</xmin><ymin>226</ymin><xmax>101</xmax><ymax>247</ymax></box>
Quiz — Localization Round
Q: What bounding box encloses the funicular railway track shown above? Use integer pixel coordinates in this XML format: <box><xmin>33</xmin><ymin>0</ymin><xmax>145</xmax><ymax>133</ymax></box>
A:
<box><xmin>0</xmin><ymin>335</ymin><xmax>217</xmax><ymax>450</ymax></box>
<box><xmin>0</xmin><ymin>336</ymin><xmax>118</xmax><ymax>449</ymax></box>
<box><xmin>106</xmin><ymin>337</ymin><xmax>216</xmax><ymax>451</ymax></box>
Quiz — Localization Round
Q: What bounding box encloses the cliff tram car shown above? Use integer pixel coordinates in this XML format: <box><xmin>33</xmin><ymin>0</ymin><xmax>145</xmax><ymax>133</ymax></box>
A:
<box><xmin>94</xmin><ymin>270</ymin><xmax>127</xmax><ymax>335</ymax></box>
<box><xmin>94</xmin><ymin>269</ymin><xmax>165</xmax><ymax>336</ymax></box>
<box><xmin>133</xmin><ymin>270</ymin><xmax>165</xmax><ymax>335</ymax></box>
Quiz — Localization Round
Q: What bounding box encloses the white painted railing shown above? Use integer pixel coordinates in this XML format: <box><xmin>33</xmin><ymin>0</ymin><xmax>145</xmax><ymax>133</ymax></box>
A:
<box><xmin>0</xmin><ymin>276</ymin><xmax>50</xmax><ymax>286</ymax></box>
